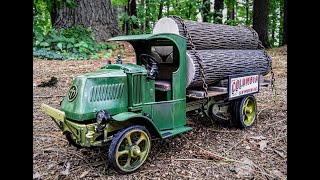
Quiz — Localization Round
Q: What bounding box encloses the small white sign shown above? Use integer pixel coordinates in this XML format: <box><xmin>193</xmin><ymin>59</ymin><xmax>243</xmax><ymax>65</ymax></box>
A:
<box><xmin>229</xmin><ymin>74</ymin><xmax>260</xmax><ymax>99</ymax></box>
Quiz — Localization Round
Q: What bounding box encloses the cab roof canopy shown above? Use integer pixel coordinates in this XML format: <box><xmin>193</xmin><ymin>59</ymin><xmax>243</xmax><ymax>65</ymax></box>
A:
<box><xmin>108</xmin><ymin>33</ymin><xmax>186</xmax><ymax>54</ymax></box>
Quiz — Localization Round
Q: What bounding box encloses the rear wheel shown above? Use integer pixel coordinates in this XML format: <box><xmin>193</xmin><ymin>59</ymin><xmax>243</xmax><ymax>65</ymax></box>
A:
<box><xmin>231</xmin><ymin>95</ymin><xmax>257</xmax><ymax>128</ymax></box>
<box><xmin>108</xmin><ymin>125</ymin><xmax>151</xmax><ymax>174</ymax></box>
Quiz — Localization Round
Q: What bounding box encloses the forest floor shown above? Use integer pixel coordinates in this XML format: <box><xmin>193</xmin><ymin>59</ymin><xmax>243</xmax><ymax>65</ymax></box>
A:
<box><xmin>33</xmin><ymin>44</ymin><xmax>287</xmax><ymax>180</ymax></box>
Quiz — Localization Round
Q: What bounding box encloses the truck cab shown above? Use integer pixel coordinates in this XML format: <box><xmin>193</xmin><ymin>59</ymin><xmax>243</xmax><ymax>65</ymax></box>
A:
<box><xmin>106</xmin><ymin>33</ymin><xmax>190</xmax><ymax>134</ymax></box>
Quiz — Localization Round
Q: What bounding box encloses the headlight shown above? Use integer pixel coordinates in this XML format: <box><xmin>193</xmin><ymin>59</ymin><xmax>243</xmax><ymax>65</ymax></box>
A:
<box><xmin>96</xmin><ymin>110</ymin><xmax>111</xmax><ymax>124</ymax></box>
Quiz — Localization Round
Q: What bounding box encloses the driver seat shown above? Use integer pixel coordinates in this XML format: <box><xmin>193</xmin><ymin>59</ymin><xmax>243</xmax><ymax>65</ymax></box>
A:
<box><xmin>155</xmin><ymin>80</ymin><xmax>171</xmax><ymax>91</ymax></box>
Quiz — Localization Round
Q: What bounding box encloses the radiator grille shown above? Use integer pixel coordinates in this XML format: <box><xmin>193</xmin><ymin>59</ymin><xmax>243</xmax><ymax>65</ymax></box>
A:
<box><xmin>90</xmin><ymin>83</ymin><xmax>124</xmax><ymax>102</ymax></box>
<box><xmin>132</xmin><ymin>75</ymin><xmax>142</xmax><ymax>105</ymax></box>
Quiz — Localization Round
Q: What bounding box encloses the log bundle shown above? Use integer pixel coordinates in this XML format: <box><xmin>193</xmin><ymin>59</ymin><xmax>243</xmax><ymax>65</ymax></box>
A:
<box><xmin>153</xmin><ymin>17</ymin><xmax>260</xmax><ymax>55</ymax></box>
<box><xmin>152</xmin><ymin>16</ymin><xmax>272</xmax><ymax>88</ymax></box>
<box><xmin>186</xmin><ymin>50</ymin><xmax>271</xmax><ymax>87</ymax></box>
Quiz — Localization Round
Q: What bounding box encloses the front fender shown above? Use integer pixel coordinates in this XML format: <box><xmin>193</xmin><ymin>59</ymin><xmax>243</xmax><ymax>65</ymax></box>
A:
<box><xmin>111</xmin><ymin>112</ymin><xmax>161</xmax><ymax>137</ymax></box>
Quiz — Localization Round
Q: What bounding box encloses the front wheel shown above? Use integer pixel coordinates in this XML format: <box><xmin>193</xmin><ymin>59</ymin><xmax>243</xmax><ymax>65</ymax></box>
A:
<box><xmin>231</xmin><ymin>95</ymin><xmax>257</xmax><ymax>129</ymax></box>
<box><xmin>108</xmin><ymin>125</ymin><xmax>151</xmax><ymax>174</ymax></box>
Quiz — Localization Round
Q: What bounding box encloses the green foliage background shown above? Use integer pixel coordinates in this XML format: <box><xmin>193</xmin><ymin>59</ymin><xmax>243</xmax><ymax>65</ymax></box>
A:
<box><xmin>33</xmin><ymin>0</ymin><xmax>285</xmax><ymax>60</ymax></box>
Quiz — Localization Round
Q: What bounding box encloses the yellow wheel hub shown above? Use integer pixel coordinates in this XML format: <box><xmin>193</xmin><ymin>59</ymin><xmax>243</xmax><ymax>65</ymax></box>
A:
<box><xmin>241</xmin><ymin>97</ymin><xmax>256</xmax><ymax>126</ymax></box>
<box><xmin>115</xmin><ymin>129</ymin><xmax>150</xmax><ymax>172</ymax></box>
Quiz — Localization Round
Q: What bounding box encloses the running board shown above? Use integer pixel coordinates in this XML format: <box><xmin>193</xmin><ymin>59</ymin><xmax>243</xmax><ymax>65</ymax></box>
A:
<box><xmin>160</xmin><ymin>126</ymin><xmax>192</xmax><ymax>138</ymax></box>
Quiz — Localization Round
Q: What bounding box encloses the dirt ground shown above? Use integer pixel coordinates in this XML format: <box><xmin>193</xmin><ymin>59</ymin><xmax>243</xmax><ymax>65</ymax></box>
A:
<box><xmin>33</xmin><ymin>45</ymin><xmax>287</xmax><ymax>180</ymax></box>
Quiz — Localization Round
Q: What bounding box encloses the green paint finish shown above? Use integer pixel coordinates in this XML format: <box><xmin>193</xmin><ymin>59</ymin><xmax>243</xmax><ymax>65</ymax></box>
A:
<box><xmin>159</xmin><ymin>126</ymin><xmax>192</xmax><ymax>138</ymax></box>
<box><xmin>112</xmin><ymin>112</ymin><xmax>147</xmax><ymax>122</ymax></box>
<box><xmin>43</xmin><ymin>33</ymin><xmax>194</xmax><ymax>148</ymax></box>
<box><xmin>127</xmin><ymin>73</ymin><xmax>144</xmax><ymax>109</ymax></box>
<box><xmin>112</xmin><ymin>112</ymin><xmax>162</xmax><ymax>137</ymax></box>
<box><xmin>60</xmin><ymin>68</ymin><xmax>129</xmax><ymax>121</ymax></box>
<box><xmin>101</xmin><ymin>63</ymin><xmax>147</xmax><ymax>74</ymax></box>
<box><xmin>150</xmin><ymin>102</ymin><xmax>174</xmax><ymax>130</ymax></box>
<box><xmin>108</xmin><ymin>33</ymin><xmax>188</xmax><ymax>132</ymax></box>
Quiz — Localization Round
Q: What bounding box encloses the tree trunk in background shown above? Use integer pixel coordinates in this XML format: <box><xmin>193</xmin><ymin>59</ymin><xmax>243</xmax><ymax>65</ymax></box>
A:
<box><xmin>145</xmin><ymin>0</ymin><xmax>150</xmax><ymax>31</ymax></box>
<box><xmin>127</xmin><ymin>0</ymin><xmax>138</xmax><ymax>34</ymax></box>
<box><xmin>214</xmin><ymin>0</ymin><xmax>224</xmax><ymax>24</ymax></box>
<box><xmin>245</xmin><ymin>0</ymin><xmax>249</xmax><ymax>25</ymax></box>
<box><xmin>158</xmin><ymin>0</ymin><xmax>164</xmax><ymax>20</ymax></box>
<box><xmin>283</xmin><ymin>0</ymin><xmax>287</xmax><ymax>45</ymax></box>
<box><xmin>253</xmin><ymin>0</ymin><xmax>269</xmax><ymax>48</ymax></box>
<box><xmin>202</xmin><ymin>0</ymin><xmax>210</xmax><ymax>22</ymax></box>
<box><xmin>140</xmin><ymin>0</ymin><xmax>145</xmax><ymax>33</ymax></box>
<box><xmin>53</xmin><ymin>0</ymin><xmax>120</xmax><ymax>42</ymax></box>
<box><xmin>50</xmin><ymin>1</ymin><xmax>57</xmax><ymax>24</ymax></box>
<box><xmin>227</xmin><ymin>2</ymin><xmax>235</xmax><ymax>21</ymax></box>
<box><xmin>279</xmin><ymin>0</ymin><xmax>283</xmax><ymax>46</ymax></box>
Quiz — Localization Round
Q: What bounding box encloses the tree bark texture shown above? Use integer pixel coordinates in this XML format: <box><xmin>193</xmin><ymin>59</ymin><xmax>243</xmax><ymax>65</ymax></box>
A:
<box><xmin>50</xmin><ymin>1</ymin><xmax>58</xmax><ymax>24</ymax></box>
<box><xmin>186</xmin><ymin>50</ymin><xmax>272</xmax><ymax>87</ymax></box>
<box><xmin>283</xmin><ymin>0</ymin><xmax>287</xmax><ymax>45</ymax></box>
<box><xmin>253</xmin><ymin>0</ymin><xmax>270</xmax><ymax>48</ymax></box>
<box><xmin>53</xmin><ymin>0</ymin><xmax>121</xmax><ymax>42</ymax></box>
<box><xmin>154</xmin><ymin>17</ymin><xmax>260</xmax><ymax>54</ymax></box>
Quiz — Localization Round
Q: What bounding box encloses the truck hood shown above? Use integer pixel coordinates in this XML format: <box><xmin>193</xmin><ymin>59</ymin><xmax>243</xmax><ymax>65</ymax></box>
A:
<box><xmin>60</xmin><ymin>67</ymin><xmax>129</xmax><ymax>121</ymax></box>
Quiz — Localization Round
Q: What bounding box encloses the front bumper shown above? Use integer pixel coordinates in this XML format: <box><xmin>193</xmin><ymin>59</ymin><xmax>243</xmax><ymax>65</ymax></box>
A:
<box><xmin>40</xmin><ymin>103</ymin><xmax>103</xmax><ymax>147</ymax></box>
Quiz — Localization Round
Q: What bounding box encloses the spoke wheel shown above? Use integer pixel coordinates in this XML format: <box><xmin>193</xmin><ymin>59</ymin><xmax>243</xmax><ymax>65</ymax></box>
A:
<box><xmin>108</xmin><ymin>125</ymin><xmax>151</xmax><ymax>174</ymax></box>
<box><xmin>231</xmin><ymin>95</ymin><xmax>257</xmax><ymax>128</ymax></box>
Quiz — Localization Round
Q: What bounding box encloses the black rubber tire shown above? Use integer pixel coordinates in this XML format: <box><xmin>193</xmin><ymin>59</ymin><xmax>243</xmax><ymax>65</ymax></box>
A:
<box><xmin>108</xmin><ymin>125</ymin><xmax>151</xmax><ymax>174</ymax></box>
<box><xmin>231</xmin><ymin>95</ymin><xmax>257</xmax><ymax>129</ymax></box>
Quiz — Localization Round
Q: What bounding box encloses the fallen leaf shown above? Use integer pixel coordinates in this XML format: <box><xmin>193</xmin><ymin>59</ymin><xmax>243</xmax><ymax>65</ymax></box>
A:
<box><xmin>33</xmin><ymin>172</ymin><xmax>40</xmax><ymax>179</ymax></box>
<box><xmin>80</xmin><ymin>170</ymin><xmax>90</xmax><ymax>178</ymax></box>
<box><xmin>259</xmin><ymin>140</ymin><xmax>269</xmax><ymax>151</ymax></box>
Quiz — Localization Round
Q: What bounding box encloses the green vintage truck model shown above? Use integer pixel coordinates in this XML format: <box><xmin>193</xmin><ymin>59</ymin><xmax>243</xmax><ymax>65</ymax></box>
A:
<box><xmin>41</xmin><ymin>33</ymin><xmax>269</xmax><ymax>174</ymax></box>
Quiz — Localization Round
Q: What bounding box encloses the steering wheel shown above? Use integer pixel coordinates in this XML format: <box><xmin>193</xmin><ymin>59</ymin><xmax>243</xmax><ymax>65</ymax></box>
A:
<box><xmin>139</xmin><ymin>54</ymin><xmax>159</xmax><ymax>68</ymax></box>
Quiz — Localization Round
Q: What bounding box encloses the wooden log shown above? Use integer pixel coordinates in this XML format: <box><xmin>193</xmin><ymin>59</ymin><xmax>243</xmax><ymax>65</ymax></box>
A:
<box><xmin>186</xmin><ymin>50</ymin><xmax>271</xmax><ymax>88</ymax></box>
<box><xmin>153</xmin><ymin>17</ymin><xmax>260</xmax><ymax>56</ymax></box>
<box><xmin>151</xmin><ymin>47</ymin><xmax>163</xmax><ymax>62</ymax></box>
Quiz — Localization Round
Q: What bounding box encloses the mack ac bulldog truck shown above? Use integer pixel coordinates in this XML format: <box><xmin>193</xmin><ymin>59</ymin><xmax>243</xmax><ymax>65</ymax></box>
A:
<box><xmin>41</xmin><ymin>33</ymin><xmax>271</xmax><ymax>174</ymax></box>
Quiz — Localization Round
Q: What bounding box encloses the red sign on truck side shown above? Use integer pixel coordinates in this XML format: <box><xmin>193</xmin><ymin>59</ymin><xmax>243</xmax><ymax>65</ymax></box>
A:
<box><xmin>228</xmin><ymin>74</ymin><xmax>260</xmax><ymax>99</ymax></box>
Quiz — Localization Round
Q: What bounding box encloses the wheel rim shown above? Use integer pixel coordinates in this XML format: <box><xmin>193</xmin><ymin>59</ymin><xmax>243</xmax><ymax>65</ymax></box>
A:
<box><xmin>115</xmin><ymin>129</ymin><xmax>150</xmax><ymax>172</ymax></box>
<box><xmin>242</xmin><ymin>97</ymin><xmax>256</xmax><ymax>126</ymax></box>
